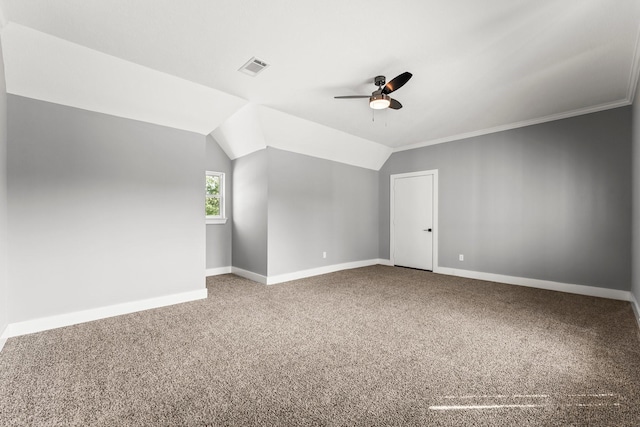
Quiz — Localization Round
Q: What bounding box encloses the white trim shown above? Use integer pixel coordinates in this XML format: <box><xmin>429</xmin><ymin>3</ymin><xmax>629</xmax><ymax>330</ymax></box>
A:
<box><xmin>205</xmin><ymin>170</ymin><xmax>225</xmax><ymax>222</ymax></box>
<box><xmin>2</xmin><ymin>289</ymin><xmax>207</xmax><ymax>338</ymax></box>
<box><xmin>205</xmin><ymin>218</ymin><xmax>228</xmax><ymax>225</ymax></box>
<box><xmin>266</xmin><ymin>259</ymin><xmax>387</xmax><ymax>285</ymax></box>
<box><xmin>231</xmin><ymin>267</ymin><xmax>267</xmax><ymax>284</ymax></box>
<box><xmin>393</xmin><ymin>100</ymin><xmax>631</xmax><ymax>154</ymax></box>
<box><xmin>229</xmin><ymin>260</ymin><xmax>392</xmax><ymax>285</ymax></box>
<box><xmin>0</xmin><ymin>327</ymin><xmax>7</xmax><ymax>352</ymax></box>
<box><xmin>206</xmin><ymin>266</ymin><xmax>232</xmax><ymax>276</ymax></box>
<box><xmin>436</xmin><ymin>266</ymin><xmax>631</xmax><ymax>301</ymax></box>
<box><xmin>630</xmin><ymin>292</ymin><xmax>640</xmax><ymax>330</ymax></box>
<box><xmin>376</xmin><ymin>258</ymin><xmax>394</xmax><ymax>267</ymax></box>
<box><xmin>390</xmin><ymin>170</ymin><xmax>439</xmax><ymax>271</ymax></box>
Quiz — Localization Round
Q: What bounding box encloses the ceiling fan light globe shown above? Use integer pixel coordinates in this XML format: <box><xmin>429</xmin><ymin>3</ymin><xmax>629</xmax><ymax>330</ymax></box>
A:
<box><xmin>369</xmin><ymin>94</ymin><xmax>391</xmax><ymax>109</ymax></box>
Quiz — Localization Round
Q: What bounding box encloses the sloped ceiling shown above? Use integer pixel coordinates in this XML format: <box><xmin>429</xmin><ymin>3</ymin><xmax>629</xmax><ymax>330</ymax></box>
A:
<box><xmin>2</xmin><ymin>23</ymin><xmax>247</xmax><ymax>135</ymax></box>
<box><xmin>1</xmin><ymin>0</ymin><xmax>640</xmax><ymax>170</ymax></box>
<box><xmin>212</xmin><ymin>104</ymin><xmax>392</xmax><ymax>170</ymax></box>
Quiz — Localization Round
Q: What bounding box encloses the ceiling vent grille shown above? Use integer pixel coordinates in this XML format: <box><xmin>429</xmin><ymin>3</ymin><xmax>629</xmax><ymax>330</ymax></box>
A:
<box><xmin>238</xmin><ymin>57</ymin><xmax>269</xmax><ymax>76</ymax></box>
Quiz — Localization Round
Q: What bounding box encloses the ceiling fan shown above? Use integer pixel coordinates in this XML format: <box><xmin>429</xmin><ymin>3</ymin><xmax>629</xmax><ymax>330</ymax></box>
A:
<box><xmin>334</xmin><ymin>72</ymin><xmax>412</xmax><ymax>110</ymax></box>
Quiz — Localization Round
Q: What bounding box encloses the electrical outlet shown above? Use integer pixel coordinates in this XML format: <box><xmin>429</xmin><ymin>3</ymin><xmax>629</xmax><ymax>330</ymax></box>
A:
<box><xmin>459</xmin><ymin>254</ymin><xmax>464</xmax><ymax>261</ymax></box>
<box><xmin>323</xmin><ymin>251</ymin><xmax>327</xmax><ymax>259</ymax></box>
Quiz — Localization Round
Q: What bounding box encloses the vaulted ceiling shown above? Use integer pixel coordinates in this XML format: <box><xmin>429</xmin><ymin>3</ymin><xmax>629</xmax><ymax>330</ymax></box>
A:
<box><xmin>2</xmin><ymin>1</ymin><xmax>639</xmax><ymax>170</ymax></box>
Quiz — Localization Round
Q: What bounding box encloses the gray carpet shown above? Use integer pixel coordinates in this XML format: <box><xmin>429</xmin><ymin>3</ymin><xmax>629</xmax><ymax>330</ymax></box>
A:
<box><xmin>1</xmin><ymin>265</ymin><xmax>639</xmax><ymax>426</ymax></box>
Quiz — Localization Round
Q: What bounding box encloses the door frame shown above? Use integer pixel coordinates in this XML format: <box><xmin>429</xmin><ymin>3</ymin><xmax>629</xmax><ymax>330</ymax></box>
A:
<box><xmin>390</xmin><ymin>169</ymin><xmax>439</xmax><ymax>272</ymax></box>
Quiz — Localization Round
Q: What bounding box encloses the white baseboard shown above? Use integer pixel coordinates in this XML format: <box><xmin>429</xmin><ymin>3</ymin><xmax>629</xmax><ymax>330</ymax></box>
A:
<box><xmin>2</xmin><ymin>288</ymin><xmax>208</xmax><ymax>339</ymax></box>
<box><xmin>206</xmin><ymin>266</ymin><xmax>232</xmax><ymax>277</ymax></box>
<box><xmin>229</xmin><ymin>259</ymin><xmax>392</xmax><ymax>286</ymax></box>
<box><xmin>0</xmin><ymin>325</ymin><xmax>7</xmax><ymax>352</ymax></box>
<box><xmin>266</xmin><ymin>259</ymin><xmax>389</xmax><ymax>285</ymax></box>
<box><xmin>631</xmin><ymin>292</ymin><xmax>640</xmax><ymax>329</ymax></box>
<box><xmin>231</xmin><ymin>267</ymin><xmax>267</xmax><ymax>284</ymax></box>
<box><xmin>435</xmin><ymin>266</ymin><xmax>631</xmax><ymax>301</ymax></box>
<box><xmin>228</xmin><ymin>260</ymin><xmax>634</xmax><ymax>315</ymax></box>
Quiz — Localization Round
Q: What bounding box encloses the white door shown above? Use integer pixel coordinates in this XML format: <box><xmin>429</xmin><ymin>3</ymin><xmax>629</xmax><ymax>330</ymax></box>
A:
<box><xmin>392</xmin><ymin>175</ymin><xmax>433</xmax><ymax>270</ymax></box>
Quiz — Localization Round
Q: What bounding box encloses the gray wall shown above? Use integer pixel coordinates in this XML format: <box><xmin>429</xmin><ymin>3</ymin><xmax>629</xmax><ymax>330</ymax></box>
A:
<box><xmin>380</xmin><ymin>107</ymin><xmax>632</xmax><ymax>291</ymax></box>
<box><xmin>8</xmin><ymin>95</ymin><xmax>206</xmax><ymax>323</ymax></box>
<box><xmin>632</xmin><ymin>83</ymin><xmax>640</xmax><ymax>304</ymax></box>
<box><xmin>232</xmin><ymin>149</ymin><xmax>268</xmax><ymax>276</ymax></box>
<box><xmin>0</xmin><ymin>36</ymin><xmax>8</xmax><ymax>336</ymax></box>
<box><xmin>267</xmin><ymin>148</ymin><xmax>379</xmax><ymax>276</ymax></box>
<box><xmin>206</xmin><ymin>135</ymin><xmax>232</xmax><ymax>270</ymax></box>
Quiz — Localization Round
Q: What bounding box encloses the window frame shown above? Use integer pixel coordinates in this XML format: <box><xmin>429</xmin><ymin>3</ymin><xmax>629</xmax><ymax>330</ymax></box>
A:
<box><xmin>205</xmin><ymin>171</ymin><xmax>227</xmax><ymax>225</ymax></box>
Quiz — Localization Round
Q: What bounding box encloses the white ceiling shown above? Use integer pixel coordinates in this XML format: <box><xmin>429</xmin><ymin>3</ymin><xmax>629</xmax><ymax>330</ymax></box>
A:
<box><xmin>1</xmin><ymin>0</ymin><xmax>640</xmax><ymax>166</ymax></box>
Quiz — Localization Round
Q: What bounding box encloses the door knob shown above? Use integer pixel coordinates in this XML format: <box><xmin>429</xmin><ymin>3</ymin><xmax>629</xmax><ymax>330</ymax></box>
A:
<box><xmin>423</xmin><ymin>228</ymin><xmax>432</xmax><ymax>232</ymax></box>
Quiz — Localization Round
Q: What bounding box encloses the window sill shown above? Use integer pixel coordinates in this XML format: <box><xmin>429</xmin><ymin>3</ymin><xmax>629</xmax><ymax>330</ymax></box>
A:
<box><xmin>206</xmin><ymin>218</ymin><xmax>228</xmax><ymax>225</ymax></box>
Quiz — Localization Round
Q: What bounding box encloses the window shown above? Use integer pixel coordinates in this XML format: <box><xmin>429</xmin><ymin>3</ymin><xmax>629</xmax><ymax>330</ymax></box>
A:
<box><xmin>206</xmin><ymin>171</ymin><xmax>226</xmax><ymax>224</ymax></box>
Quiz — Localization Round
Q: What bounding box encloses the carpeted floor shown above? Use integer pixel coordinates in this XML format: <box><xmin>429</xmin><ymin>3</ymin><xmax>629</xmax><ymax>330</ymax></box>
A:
<box><xmin>1</xmin><ymin>265</ymin><xmax>639</xmax><ymax>426</ymax></box>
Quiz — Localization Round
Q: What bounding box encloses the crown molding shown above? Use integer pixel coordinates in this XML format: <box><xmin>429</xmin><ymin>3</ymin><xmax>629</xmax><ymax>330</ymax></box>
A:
<box><xmin>394</xmin><ymin>99</ymin><xmax>631</xmax><ymax>153</ymax></box>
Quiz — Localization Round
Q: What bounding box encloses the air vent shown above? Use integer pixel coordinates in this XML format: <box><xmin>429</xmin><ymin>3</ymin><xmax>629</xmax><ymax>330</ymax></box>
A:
<box><xmin>238</xmin><ymin>57</ymin><xmax>269</xmax><ymax>76</ymax></box>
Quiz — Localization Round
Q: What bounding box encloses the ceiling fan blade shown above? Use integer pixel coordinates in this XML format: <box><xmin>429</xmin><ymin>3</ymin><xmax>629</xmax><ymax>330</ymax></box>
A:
<box><xmin>382</xmin><ymin>72</ymin><xmax>412</xmax><ymax>95</ymax></box>
<box><xmin>334</xmin><ymin>95</ymin><xmax>370</xmax><ymax>99</ymax></box>
<box><xmin>388</xmin><ymin>98</ymin><xmax>403</xmax><ymax>110</ymax></box>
